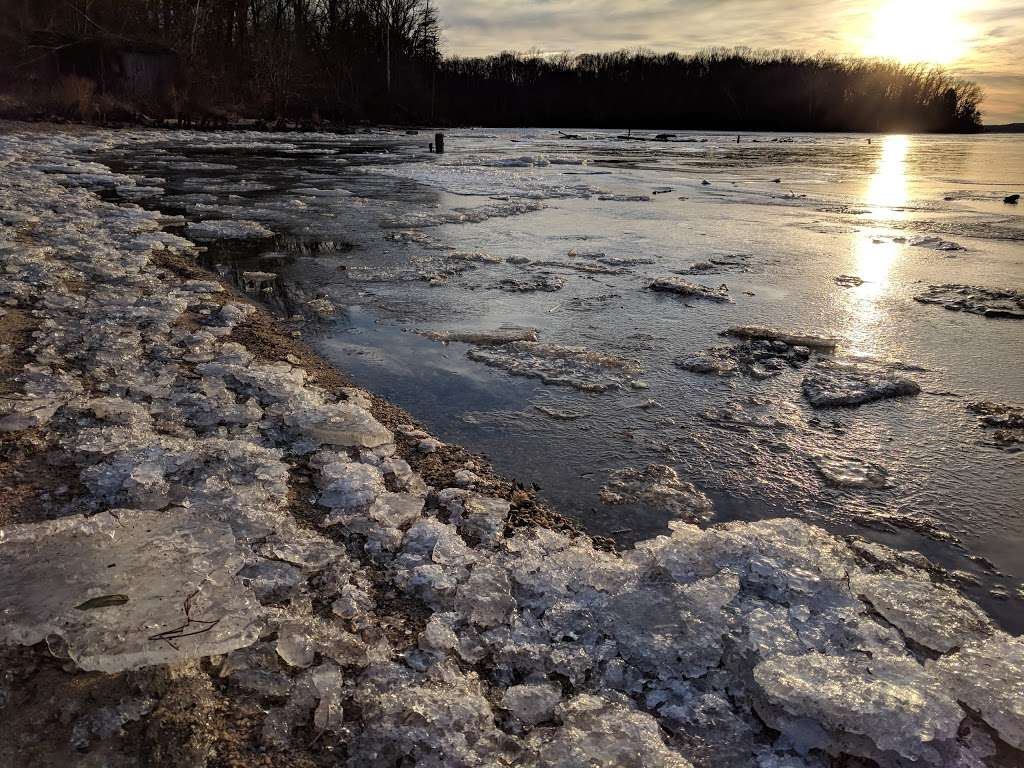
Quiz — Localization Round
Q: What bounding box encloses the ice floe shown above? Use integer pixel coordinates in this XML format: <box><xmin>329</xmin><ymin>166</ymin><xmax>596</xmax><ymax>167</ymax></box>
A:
<box><xmin>649</xmin><ymin>276</ymin><xmax>733</xmax><ymax>303</ymax></box>
<box><xmin>914</xmin><ymin>284</ymin><xmax>1024</xmax><ymax>320</ymax></box>
<box><xmin>802</xmin><ymin>361</ymin><xmax>921</xmax><ymax>407</ymax></box>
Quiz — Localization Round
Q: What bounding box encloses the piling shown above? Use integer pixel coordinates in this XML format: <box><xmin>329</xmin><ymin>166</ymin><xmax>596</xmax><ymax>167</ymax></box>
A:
<box><xmin>434</xmin><ymin>132</ymin><xmax>445</xmax><ymax>154</ymax></box>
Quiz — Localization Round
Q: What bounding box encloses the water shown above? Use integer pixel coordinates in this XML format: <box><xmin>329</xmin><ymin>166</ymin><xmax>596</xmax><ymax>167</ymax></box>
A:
<box><xmin>93</xmin><ymin>128</ymin><xmax>1024</xmax><ymax>630</ymax></box>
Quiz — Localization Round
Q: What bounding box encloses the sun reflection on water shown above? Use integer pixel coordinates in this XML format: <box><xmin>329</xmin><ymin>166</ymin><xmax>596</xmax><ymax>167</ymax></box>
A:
<box><xmin>865</xmin><ymin>134</ymin><xmax>908</xmax><ymax>219</ymax></box>
<box><xmin>846</xmin><ymin>135</ymin><xmax>911</xmax><ymax>354</ymax></box>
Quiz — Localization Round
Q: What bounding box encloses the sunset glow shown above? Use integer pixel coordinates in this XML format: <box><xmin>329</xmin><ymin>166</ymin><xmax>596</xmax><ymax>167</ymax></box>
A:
<box><xmin>862</xmin><ymin>0</ymin><xmax>973</xmax><ymax>64</ymax></box>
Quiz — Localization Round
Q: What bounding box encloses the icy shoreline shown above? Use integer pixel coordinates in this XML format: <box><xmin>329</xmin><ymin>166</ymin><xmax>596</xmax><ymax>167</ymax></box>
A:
<box><xmin>1</xmin><ymin>127</ymin><xmax>1022</xmax><ymax>767</ymax></box>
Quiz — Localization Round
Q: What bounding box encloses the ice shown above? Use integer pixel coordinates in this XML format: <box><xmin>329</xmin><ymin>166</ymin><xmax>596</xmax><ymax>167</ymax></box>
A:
<box><xmin>677</xmin><ymin>337</ymin><xmax>813</xmax><ymax>379</ymax></box>
<box><xmin>496</xmin><ymin>274</ymin><xmax>566</xmax><ymax>292</ymax></box>
<box><xmin>239</xmin><ymin>560</ymin><xmax>306</xmax><ymax>603</ymax></box>
<box><xmin>185</xmin><ymin>219</ymin><xmax>274</xmax><ymax>240</ymax></box>
<box><xmin>311</xmin><ymin>663</ymin><xmax>345</xmax><ymax>731</ymax></box>
<box><xmin>908</xmin><ymin>235</ymin><xmax>964</xmax><ymax>251</ymax></box>
<box><xmin>286</xmin><ymin>400</ymin><xmax>393</xmax><ymax>449</ymax></box>
<box><xmin>4</xmin><ymin>128</ymin><xmax>1023</xmax><ymax>768</ymax></box>
<box><xmin>649</xmin><ymin>277</ymin><xmax>733</xmax><ymax>303</ymax></box>
<box><xmin>437</xmin><ymin>490</ymin><xmax>510</xmax><ymax>544</ymax></box>
<box><xmin>600</xmin><ymin>464</ymin><xmax>712</xmax><ymax>523</ymax></box>
<box><xmin>802</xmin><ymin>361</ymin><xmax>921</xmax><ymax>407</ymax></box>
<box><xmin>502</xmin><ymin>683</ymin><xmax>562</xmax><ymax>725</ymax></box>
<box><xmin>526</xmin><ymin>694</ymin><xmax>693</xmax><ymax>768</ymax></box>
<box><xmin>967</xmin><ymin>401</ymin><xmax>1024</xmax><ymax>448</ymax></box>
<box><xmin>319</xmin><ymin>460</ymin><xmax>386</xmax><ymax>517</ymax></box>
<box><xmin>347</xmin><ymin>661</ymin><xmax>506</xmax><ymax>765</ymax></box>
<box><xmin>466</xmin><ymin>342</ymin><xmax>643</xmax><ymax>392</ymax></box>
<box><xmin>455</xmin><ymin>564</ymin><xmax>516</xmax><ymax>628</ymax></box>
<box><xmin>753</xmin><ymin>652</ymin><xmax>964</xmax><ymax>765</ymax></box>
<box><xmin>914</xmin><ymin>284</ymin><xmax>1024</xmax><ymax>319</ymax></box>
<box><xmin>834</xmin><ymin>274</ymin><xmax>864</xmax><ymax>287</ymax></box>
<box><xmin>0</xmin><ymin>395</ymin><xmax>62</xmax><ymax>431</ymax></box>
<box><xmin>811</xmin><ymin>454</ymin><xmax>888</xmax><ymax>488</ymax></box>
<box><xmin>420</xmin><ymin>326</ymin><xmax>541</xmax><ymax>345</ymax></box>
<box><xmin>368</xmin><ymin>491</ymin><xmax>425</xmax><ymax>528</ymax></box>
<box><xmin>724</xmin><ymin>326</ymin><xmax>839</xmax><ymax>350</ymax></box>
<box><xmin>930</xmin><ymin>632</ymin><xmax>1024</xmax><ymax>749</ymax></box>
<box><xmin>382</xmin><ymin>198</ymin><xmax>546</xmax><ymax>228</ymax></box>
<box><xmin>852</xmin><ymin>572</ymin><xmax>992</xmax><ymax>652</ymax></box>
<box><xmin>0</xmin><ymin>509</ymin><xmax>261</xmax><ymax>672</ymax></box>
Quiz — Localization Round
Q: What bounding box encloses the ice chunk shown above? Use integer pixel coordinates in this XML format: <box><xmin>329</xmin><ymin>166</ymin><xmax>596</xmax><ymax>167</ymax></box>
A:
<box><xmin>502</xmin><ymin>682</ymin><xmax>562</xmax><ymax>725</ymax></box>
<box><xmin>0</xmin><ymin>396</ymin><xmax>62</xmax><ymax>431</ymax></box>
<box><xmin>600</xmin><ymin>465</ymin><xmax>712</xmax><ymax>523</ymax></box>
<box><xmin>853</xmin><ymin>572</ymin><xmax>991</xmax><ymax>652</ymax></box>
<box><xmin>368</xmin><ymin>492</ymin><xmax>424</xmax><ymax>528</ymax></box>
<box><xmin>967</xmin><ymin>401</ymin><xmax>1024</xmax><ymax>449</ymax></box>
<box><xmin>239</xmin><ymin>560</ymin><xmax>306</xmax><ymax>603</ymax></box>
<box><xmin>287</xmin><ymin>400</ymin><xmax>393</xmax><ymax>449</ymax></box>
<box><xmin>319</xmin><ymin>461</ymin><xmax>385</xmax><ymax>514</ymax></box>
<box><xmin>754</xmin><ymin>652</ymin><xmax>963</xmax><ymax>764</ymax></box>
<box><xmin>802</xmin><ymin>361</ymin><xmax>920</xmax><ymax>407</ymax></box>
<box><xmin>420</xmin><ymin>326</ymin><xmax>541</xmax><ymax>345</ymax></box>
<box><xmin>649</xmin><ymin>277</ymin><xmax>732</xmax><ymax>303</ymax></box>
<box><xmin>527</xmin><ymin>694</ymin><xmax>693</xmax><ymax>767</ymax></box>
<box><xmin>455</xmin><ymin>564</ymin><xmax>516</xmax><ymax>628</ymax></box>
<box><xmin>914</xmin><ymin>284</ymin><xmax>1024</xmax><ymax>320</ymax></box>
<box><xmin>466</xmin><ymin>342</ymin><xmax>643</xmax><ymax>392</ymax></box>
<box><xmin>724</xmin><ymin>326</ymin><xmax>838</xmax><ymax>350</ymax></box>
<box><xmin>811</xmin><ymin>454</ymin><xmax>888</xmax><ymax>489</ymax></box>
<box><xmin>930</xmin><ymin>632</ymin><xmax>1024</xmax><ymax>749</ymax></box>
<box><xmin>185</xmin><ymin>219</ymin><xmax>274</xmax><ymax>241</ymax></box>
<box><xmin>0</xmin><ymin>509</ymin><xmax>261</xmax><ymax>672</ymax></box>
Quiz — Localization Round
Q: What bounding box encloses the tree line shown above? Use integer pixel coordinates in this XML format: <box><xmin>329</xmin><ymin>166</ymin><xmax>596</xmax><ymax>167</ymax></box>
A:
<box><xmin>436</xmin><ymin>49</ymin><xmax>983</xmax><ymax>132</ymax></box>
<box><xmin>0</xmin><ymin>1</ymin><xmax>983</xmax><ymax>131</ymax></box>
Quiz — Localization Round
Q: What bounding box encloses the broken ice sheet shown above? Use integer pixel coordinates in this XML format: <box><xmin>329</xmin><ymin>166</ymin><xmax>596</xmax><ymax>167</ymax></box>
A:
<box><xmin>852</xmin><ymin>572</ymin><xmax>992</xmax><ymax>652</ymax></box>
<box><xmin>466</xmin><ymin>342</ymin><xmax>643</xmax><ymax>392</ymax></box>
<box><xmin>929</xmin><ymin>632</ymin><xmax>1024</xmax><ymax>750</ymax></box>
<box><xmin>0</xmin><ymin>509</ymin><xmax>261</xmax><ymax>672</ymax></box>
<box><xmin>811</xmin><ymin>454</ymin><xmax>887</xmax><ymax>489</ymax></box>
<box><xmin>527</xmin><ymin>694</ymin><xmax>694</xmax><ymax>768</ymax></box>
<box><xmin>600</xmin><ymin>464</ymin><xmax>712</xmax><ymax>523</ymax></box>
<box><xmin>802</xmin><ymin>360</ymin><xmax>920</xmax><ymax>407</ymax></box>
<box><xmin>754</xmin><ymin>652</ymin><xmax>964</xmax><ymax>764</ymax></box>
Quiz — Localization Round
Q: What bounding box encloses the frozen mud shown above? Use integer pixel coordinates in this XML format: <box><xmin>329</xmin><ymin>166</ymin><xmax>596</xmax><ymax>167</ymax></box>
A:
<box><xmin>914</xmin><ymin>284</ymin><xmax>1024</xmax><ymax>320</ymax></box>
<box><xmin>0</xmin><ymin>130</ymin><xmax>1022</xmax><ymax>767</ymax></box>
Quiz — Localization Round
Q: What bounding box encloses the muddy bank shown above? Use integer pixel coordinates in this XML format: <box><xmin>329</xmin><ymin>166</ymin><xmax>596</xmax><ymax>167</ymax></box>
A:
<box><xmin>1</xmin><ymin>126</ymin><xmax>1023</xmax><ymax>768</ymax></box>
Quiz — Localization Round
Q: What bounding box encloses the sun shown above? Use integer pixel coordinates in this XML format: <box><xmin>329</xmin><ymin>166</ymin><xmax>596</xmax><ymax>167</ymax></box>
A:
<box><xmin>862</xmin><ymin>0</ymin><xmax>972</xmax><ymax>64</ymax></box>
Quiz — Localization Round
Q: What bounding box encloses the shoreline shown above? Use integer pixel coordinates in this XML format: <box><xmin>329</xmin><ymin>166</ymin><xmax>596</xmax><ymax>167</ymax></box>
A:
<box><xmin>1</xmin><ymin>124</ymin><xmax>1022</xmax><ymax>767</ymax></box>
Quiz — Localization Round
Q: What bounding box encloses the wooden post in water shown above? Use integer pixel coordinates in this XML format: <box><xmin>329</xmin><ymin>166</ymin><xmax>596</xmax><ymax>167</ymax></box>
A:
<box><xmin>434</xmin><ymin>132</ymin><xmax>445</xmax><ymax>154</ymax></box>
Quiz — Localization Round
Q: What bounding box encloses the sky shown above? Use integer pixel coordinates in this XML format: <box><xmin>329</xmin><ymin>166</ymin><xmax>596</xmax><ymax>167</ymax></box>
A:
<box><xmin>433</xmin><ymin>0</ymin><xmax>1024</xmax><ymax>124</ymax></box>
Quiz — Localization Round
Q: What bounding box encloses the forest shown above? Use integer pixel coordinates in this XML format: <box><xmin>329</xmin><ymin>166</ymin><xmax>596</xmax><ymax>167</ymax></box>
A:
<box><xmin>0</xmin><ymin>0</ymin><xmax>984</xmax><ymax>131</ymax></box>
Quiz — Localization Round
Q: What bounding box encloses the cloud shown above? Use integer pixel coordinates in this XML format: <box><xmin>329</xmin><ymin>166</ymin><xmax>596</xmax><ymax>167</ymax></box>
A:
<box><xmin>435</xmin><ymin>0</ymin><xmax>1024</xmax><ymax>122</ymax></box>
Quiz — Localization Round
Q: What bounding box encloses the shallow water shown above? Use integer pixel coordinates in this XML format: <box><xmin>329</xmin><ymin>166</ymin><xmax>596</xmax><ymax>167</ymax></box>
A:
<box><xmin>92</xmin><ymin>128</ymin><xmax>1023</xmax><ymax>630</ymax></box>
